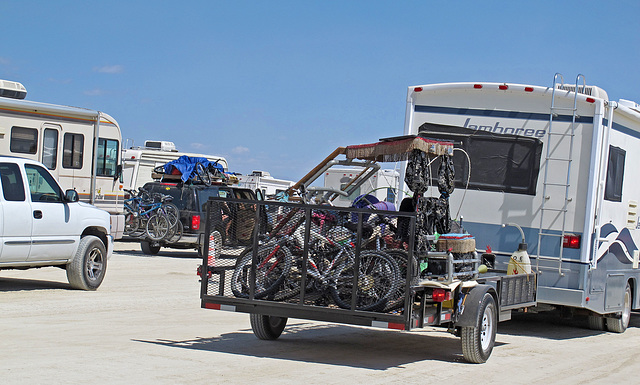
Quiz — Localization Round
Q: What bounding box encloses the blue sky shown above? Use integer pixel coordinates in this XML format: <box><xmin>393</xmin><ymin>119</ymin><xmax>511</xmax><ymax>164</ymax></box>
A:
<box><xmin>1</xmin><ymin>1</ymin><xmax>638</xmax><ymax>181</ymax></box>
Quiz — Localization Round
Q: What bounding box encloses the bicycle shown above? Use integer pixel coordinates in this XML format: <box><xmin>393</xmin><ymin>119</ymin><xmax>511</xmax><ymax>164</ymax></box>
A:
<box><xmin>230</xmin><ymin>209</ymin><xmax>401</xmax><ymax>311</ymax></box>
<box><xmin>123</xmin><ymin>187</ymin><xmax>181</xmax><ymax>241</ymax></box>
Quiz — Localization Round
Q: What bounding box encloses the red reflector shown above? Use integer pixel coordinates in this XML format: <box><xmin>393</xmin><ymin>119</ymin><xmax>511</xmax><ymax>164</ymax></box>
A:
<box><xmin>563</xmin><ymin>234</ymin><xmax>581</xmax><ymax>249</ymax></box>
<box><xmin>388</xmin><ymin>322</ymin><xmax>405</xmax><ymax>330</ymax></box>
<box><xmin>205</xmin><ymin>303</ymin><xmax>221</xmax><ymax>310</ymax></box>
<box><xmin>433</xmin><ymin>288</ymin><xmax>451</xmax><ymax>302</ymax></box>
<box><xmin>499</xmin><ymin>84</ymin><xmax>509</xmax><ymax>90</ymax></box>
<box><xmin>586</xmin><ymin>97</ymin><xmax>595</xmax><ymax>103</ymax></box>
<box><xmin>192</xmin><ymin>215</ymin><xmax>201</xmax><ymax>230</ymax></box>
<box><xmin>586</xmin><ymin>297</ymin><xmax>590</xmax><ymax>302</ymax></box>
<box><xmin>414</xmin><ymin>87</ymin><xmax>423</xmax><ymax>92</ymax></box>
<box><xmin>525</xmin><ymin>87</ymin><xmax>534</xmax><ymax>92</ymax></box>
<box><xmin>473</xmin><ymin>84</ymin><xmax>483</xmax><ymax>89</ymax></box>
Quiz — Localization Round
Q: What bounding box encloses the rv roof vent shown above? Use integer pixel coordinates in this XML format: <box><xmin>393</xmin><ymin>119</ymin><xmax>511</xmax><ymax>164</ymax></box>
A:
<box><xmin>555</xmin><ymin>84</ymin><xmax>608</xmax><ymax>100</ymax></box>
<box><xmin>144</xmin><ymin>140</ymin><xmax>178</xmax><ymax>152</ymax></box>
<box><xmin>619</xmin><ymin>99</ymin><xmax>640</xmax><ymax>113</ymax></box>
<box><xmin>0</xmin><ymin>79</ymin><xmax>27</xmax><ymax>100</ymax></box>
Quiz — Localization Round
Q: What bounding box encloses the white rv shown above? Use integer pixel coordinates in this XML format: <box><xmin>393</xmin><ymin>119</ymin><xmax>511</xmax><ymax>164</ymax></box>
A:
<box><xmin>236</xmin><ymin>170</ymin><xmax>293</xmax><ymax>198</ymax></box>
<box><xmin>403</xmin><ymin>74</ymin><xmax>640</xmax><ymax>331</ymax></box>
<box><xmin>121</xmin><ymin>140</ymin><xmax>229</xmax><ymax>190</ymax></box>
<box><xmin>0</xmin><ymin>80</ymin><xmax>124</xmax><ymax>239</ymax></box>
<box><xmin>323</xmin><ymin>167</ymin><xmax>400</xmax><ymax>207</ymax></box>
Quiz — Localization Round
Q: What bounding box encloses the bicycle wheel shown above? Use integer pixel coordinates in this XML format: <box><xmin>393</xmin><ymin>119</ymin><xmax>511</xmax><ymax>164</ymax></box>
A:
<box><xmin>382</xmin><ymin>249</ymin><xmax>419</xmax><ymax>312</ymax></box>
<box><xmin>196</xmin><ymin>162</ymin><xmax>212</xmax><ymax>186</ymax></box>
<box><xmin>146</xmin><ymin>213</ymin><xmax>170</xmax><ymax>241</ymax></box>
<box><xmin>160</xmin><ymin>203</ymin><xmax>180</xmax><ymax>240</ymax></box>
<box><xmin>330</xmin><ymin>250</ymin><xmax>400</xmax><ymax>311</ymax></box>
<box><xmin>231</xmin><ymin>243</ymin><xmax>292</xmax><ymax>299</ymax></box>
<box><xmin>124</xmin><ymin>211</ymin><xmax>140</xmax><ymax>236</ymax></box>
<box><xmin>166</xmin><ymin>219</ymin><xmax>183</xmax><ymax>243</ymax></box>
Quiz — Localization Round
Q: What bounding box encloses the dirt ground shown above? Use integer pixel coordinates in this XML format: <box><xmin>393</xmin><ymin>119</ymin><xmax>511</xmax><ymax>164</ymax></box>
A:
<box><xmin>1</xmin><ymin>241</ymin><xmax>639</xmax><ymax>384</ymax></box>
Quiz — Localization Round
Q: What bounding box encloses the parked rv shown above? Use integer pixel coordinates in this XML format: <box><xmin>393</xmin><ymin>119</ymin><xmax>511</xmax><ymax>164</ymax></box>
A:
<box><xmin>0</xmin><ymin>79</ymin><xmax>124</xmax><ymax>239</ymax></box>
<box><xmin>403</xmin><ymin>74</ymin><xmax>640</xmax><ymax>332</ymax></box>
<box><xmin>121</xmin><ymin>140</ymin><xmax>228</xmax><ymax>190</ymax></box>
<box><xmin>323</xmin><ymin>167</ymin><xmax>400</xmax><ymax>207</ymax></box>
<box><xmin>236</xmin><ymin>170</ymin><xmax>293</xmax><ymax>198</ymax></box>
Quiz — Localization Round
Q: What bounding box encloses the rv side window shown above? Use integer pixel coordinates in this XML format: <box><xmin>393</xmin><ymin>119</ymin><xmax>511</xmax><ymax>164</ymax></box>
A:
<box><xmin>63</xmin><ymin>133</ymin><xmax>84</xmax><ymax>169</ymax></box>
<box><xmin>96</xmin><ymin>138</ymin><xmax>119</xmax><ymax>177</ymax></box>
<box><xmin>42</xmin><ymin>128</ymin><xmax>59</xmax><ymax>170</ymax></box>
<box><xmin>604</xmin><ymin>145</ymin><xmax>625</xmax><ymax>202</ymax></box>
<box><xmin>10</xmin><ymin>126</ymin><xmax>38</xmax><ymax>154</ymax></box>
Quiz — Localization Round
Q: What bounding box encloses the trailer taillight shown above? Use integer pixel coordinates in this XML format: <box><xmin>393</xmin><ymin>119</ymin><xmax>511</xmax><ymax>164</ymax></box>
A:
<box><xmin>414</xmin><ymin>87</ymin><xmax>423</xmax><ymax>92</ymax></box>
<box><xmin>192</xmin><ymin>215</ymin><xmax>201</xmax><ymax>230</ymax></box>
<box><xmin>586</xmin><ymin>97</ymin><xmax>595</xmax><ymax>103</ymax></box>
<box><xmin>563</xmin><ymin>234</ymin><xmax>581</xmax><ymax>249</ymax></box>
<box><xmin>432</xmin><ymin>288</ymin><xmax>451</xmax><ymax>302</ymax></box>
<box><xmin>499</xmin><ymin>84</ymin><xmax>509</xmax><ymax>90</ymax></box>
<box><xmin>525</xmin><ymin>87</ymin><xmax>534</xmax><ymax>92</ymax></box>
<box><xmin>473</xmin><ymin>84</ymin><xmax>483</xmax><ymax>89</ymax></box>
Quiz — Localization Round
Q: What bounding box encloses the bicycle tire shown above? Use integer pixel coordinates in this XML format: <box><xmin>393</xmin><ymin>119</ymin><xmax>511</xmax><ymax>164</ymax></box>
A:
<box><xmin>167</xmin><ymin>220</ymin><xmax>183</xmax><ymax>243</ymax></box>
<box><xmin>330</xmin><ymin>250</ymin><xmax>400</xmax><ymax>311</ymax></box>
<box><xmin>124</xmin><ymin>211</ymin><xmax>140</xmax><ymax>236</ymax></box>
<box><xmin>159</xmin><ymin>203</ymin><xmax>180</xmax><ymax>241</ymax></box>
<box><xmin>230</xmin><ymin>243</ymin><xmax>292</xmax><ymax>299</ymax></box>
<box><xmin>382</xmin><ymin>249</ymin><xmax>419</xmax><ymax>312</ymax></box>
<box><xmin>146</xmin><ymin>213</ymin><xmax>170</xmax><ymax>241</ymax></box>
<box><xmin>196</xmin><ymin>162</ymin><xmax>212</xmax><ymax>186</ymax></box>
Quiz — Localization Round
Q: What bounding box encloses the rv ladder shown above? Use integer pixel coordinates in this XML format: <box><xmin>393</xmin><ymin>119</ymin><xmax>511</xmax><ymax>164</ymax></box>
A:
<box><xmin>537</xmin><ymin>73</ymin><xmax>586</xmax><ymax>276</ymax></box>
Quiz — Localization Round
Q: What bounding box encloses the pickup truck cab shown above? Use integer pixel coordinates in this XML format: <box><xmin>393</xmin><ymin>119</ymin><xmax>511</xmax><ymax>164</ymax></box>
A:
<box><xmin>0</xmin><ymin>156</ymin><xmax>112</xmax><ymax>290</ymax></box>
<box><xmin>139</xmin><ymin>181</ymin><xmax>256</xmax><ymax>255</ymax></box>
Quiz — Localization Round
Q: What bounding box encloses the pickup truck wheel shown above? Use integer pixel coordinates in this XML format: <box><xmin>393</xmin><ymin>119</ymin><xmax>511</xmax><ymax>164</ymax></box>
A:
<box><xmin>461</xmin><ymin>292</ymin><xmax>496</xmax><ymax>363</ymax></box>
<box><xmin>250</xmin><ymin>313</ymin><xmax>287</xmax><ymax>340</ymax></box>
<box><xmin>606</xmin><ymin>283</ymin><xmax>632</xmax><ymax>333</ymax></box>
<box><xmin>66</xmin><ymin>235</ymin><xmax>107</xmax><ymax>291</ymax></box>
<box><xmin>141</xmin><ymin>240</ymin><xmax>161</xmax><ymax>255</ymax></box>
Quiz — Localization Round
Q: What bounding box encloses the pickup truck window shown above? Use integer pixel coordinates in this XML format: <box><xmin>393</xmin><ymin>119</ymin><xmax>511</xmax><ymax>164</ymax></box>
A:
<box><xmin>10</xmin><ymin>126</ymin><xmax>38</xmax><ymax>154</ymax></box>
<box><xmin>25</xmin><ymin>164</ymin><xmax>62</xmax><ymax>202</ymax></box>
<box><xmin>0</xmin><ymin>162</ymin><xmax>26</xmax><ymax>201</ymax></box>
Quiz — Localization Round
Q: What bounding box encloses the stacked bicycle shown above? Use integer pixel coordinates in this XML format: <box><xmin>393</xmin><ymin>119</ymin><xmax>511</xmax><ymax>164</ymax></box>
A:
<box><xmin>230</xmin><ymin>208</ymin><xmax>402</xmax><ymax>312</ymax></box>
<box><xmin>124</xmin><ymin>187</ymin><xmax>182</xmax><ymax>242</ymax></box>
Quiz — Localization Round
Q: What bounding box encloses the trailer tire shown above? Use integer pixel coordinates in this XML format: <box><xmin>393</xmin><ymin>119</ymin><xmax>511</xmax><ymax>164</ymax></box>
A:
<box><xmin>606</xmin><ymin>282</ymin><xmax>632</xmax><ymax>333</ymax></box>
<box><xmin>461</xmin><ymin>292</ymin><xmax>496</xmax><ymax>363</ymax></box>
<box><xmin>250</xmin><ymin>313</ymin><xmax>287</xmax><ymax>340</ymax></box>
<box><xmin>66</xmin><ymin>235</ymin><xmax>107</xmax><ymax>291</ymax></box>
<box><xmin>141</xmin><ymin>240</ymin><xmax>161</xmax><ymax>255</ymax></box>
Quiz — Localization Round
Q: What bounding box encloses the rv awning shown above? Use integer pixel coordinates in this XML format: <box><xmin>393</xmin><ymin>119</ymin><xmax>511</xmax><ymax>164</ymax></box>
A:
<box><xmin>345</xmin><ymin>136</ymin><xmax>454</xmax><ymax>162</ymax></box>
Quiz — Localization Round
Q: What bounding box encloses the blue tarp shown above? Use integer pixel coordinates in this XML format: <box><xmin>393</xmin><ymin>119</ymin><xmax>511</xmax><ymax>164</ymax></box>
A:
<box><xmin>163</xmin><ymin>156</ymin><xmax>225</xmax><ymax>182</ymax></box>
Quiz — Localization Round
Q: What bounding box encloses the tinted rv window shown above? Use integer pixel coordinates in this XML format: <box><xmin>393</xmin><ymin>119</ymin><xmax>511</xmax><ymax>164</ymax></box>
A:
<box><xmin>10</xmin><ymin>126</ymin><xmax>38</xmax><ymax>154</ymax></box>
<box><xmin>63</xmin><ymin>133</ymin><xmax>84</xmax><ymax>169</ymax></box>
<box><xmin>604</xmin><ymin>145</ymin><xmax>625</xmax><ymax>202</ymax></box>
<box><xmin>42</xmin><ymin>128</ymin><xmax>59</xmax><ymax>169</ymax></box>
<box><xmin>96</xmin><ymin>138</ymin><xmax>119</xmax><ymax>177</ymax></box>
<box><xmin>418</xmin><ymin>123</ymin><xmax>543</xmax><ymax>195</ymax></box>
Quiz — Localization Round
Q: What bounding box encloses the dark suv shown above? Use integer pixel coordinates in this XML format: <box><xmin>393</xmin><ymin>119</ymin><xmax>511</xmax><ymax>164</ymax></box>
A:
<box><xmin>139</xmin><ymin>181</ymin><xmax>256</xmax><ymax>255</ymax></box>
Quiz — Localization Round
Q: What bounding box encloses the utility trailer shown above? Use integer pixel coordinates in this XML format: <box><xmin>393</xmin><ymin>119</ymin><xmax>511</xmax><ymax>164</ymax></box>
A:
<box><xmin>199</xmin><ymin>136</ymin><xmax>536</xmax><ymax>363</ymax></box>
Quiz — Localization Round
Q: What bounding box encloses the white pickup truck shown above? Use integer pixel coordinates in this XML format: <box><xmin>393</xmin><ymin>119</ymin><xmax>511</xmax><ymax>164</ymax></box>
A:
<box><xmin>0</xmin><ymin>156</ymin><xmax>113</xmax><ymax>290</ymax></box>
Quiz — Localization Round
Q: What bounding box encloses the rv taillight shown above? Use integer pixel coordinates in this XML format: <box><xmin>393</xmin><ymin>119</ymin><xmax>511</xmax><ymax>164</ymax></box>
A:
<box><xmin>499</xmin><ymin>84</ymin><xmax>509</xmax><ymax>90</ymax></box>
<box><xmin>525</xmin><ymin>87</ymin><xmax>534</xmax><ymax>92</ymax></box>
<box><xmin>414</xmin><ymin>87</ymin><xmax>423</xmax><ymax>92</ymax></box>
<box><xmin>432</xmin><ymin>288</ymin><xmax>451</xmax><ymax>302</ymax></box>
<box><xmin>192</xmin><ymin>215</ymin><xmax>201</xmax><ymax>230</ymax></box>
<box><xmin>474</xmin><ymin>84</ymin><xmax>483</xmax><ymax>89</ymax></box>
<box><xmin>563</xmin><ymin>234</ymin><xmax>581</xmax><ymax>249</ymax></box>
<box><xmin>586</xmin><ymin>97</ymin><xmax>596</xmax><ymax>103</ymax></box>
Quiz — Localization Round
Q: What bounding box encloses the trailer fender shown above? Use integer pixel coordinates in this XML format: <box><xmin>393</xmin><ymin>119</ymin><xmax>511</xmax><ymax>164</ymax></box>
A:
<box><xmin>455</xmin><ymin>284</ymin><xmax>496</xmax><ymax>327</ymax></box>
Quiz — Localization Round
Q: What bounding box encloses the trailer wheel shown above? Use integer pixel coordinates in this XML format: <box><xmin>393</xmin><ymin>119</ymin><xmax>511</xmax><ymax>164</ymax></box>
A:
<box><xmin>66</xmin><ymin>235</ymin><xmax>107</xmax><ymax>291</ymax></box>
<box><xmin>461</xmin><ymin>292</ymin><xmax>496</xmax><ymax>363</ymax></box>
<box><xmin>606</xmin><ymin>282</ymin><xmax>632</xmax><ymax>333</ymax></box>
<box><xmin>141</xmin><ymin>240</ymin><xmax>161</xmax><ymax>255</ymax></box>
<box><xmin>250</xmin><ymin>313</ymin><xmax>287</xmax><ymax>340</ymax></box>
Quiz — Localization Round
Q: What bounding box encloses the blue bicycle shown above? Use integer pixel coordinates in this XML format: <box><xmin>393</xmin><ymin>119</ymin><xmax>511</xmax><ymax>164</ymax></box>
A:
<box><xmin>124</xmin><ymin>187</ymin><xmax>181</xmax><ymax>241</ymax></box>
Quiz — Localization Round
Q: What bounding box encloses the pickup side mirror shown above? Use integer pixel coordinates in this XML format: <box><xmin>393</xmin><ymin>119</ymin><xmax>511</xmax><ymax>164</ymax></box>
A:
<box><xmin>64</xmin><ymin>189</ymin><xmax>79</xmax><ymax>202</ymax></box>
